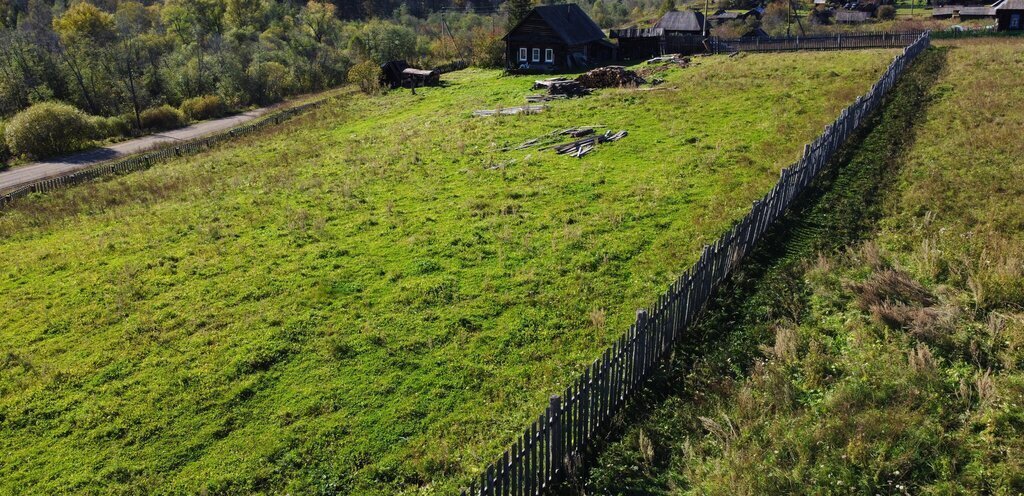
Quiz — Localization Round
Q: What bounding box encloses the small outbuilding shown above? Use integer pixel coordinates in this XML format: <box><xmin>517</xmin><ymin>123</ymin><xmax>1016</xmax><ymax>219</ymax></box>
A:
<box><xmin>504</xmin><ymin>4</ymin><xmax>616</xmax><ymax>72</ymax></box>
<box><xmin>610</xmin><ymin>10</ymin><xmax>707</xmax><ymax>60</ymax></box>
<box><xmin>933</xmin><ymin>4</ymin><xmax>997</xmax><ymax>19</ymax></box>
<box><xmin>996</xmin><ymin>0</ymin><xmax>1024</xmax><ymax>29</ymax></box>
<box><xmin>708</xmin><ymin>9</ymin><xmax>741</xmax><ymax>24</ymax></box>
<box><xmin>379</xmin><ymin>61</ymin><xmax>441</xmax><ymax>88</ymax></box>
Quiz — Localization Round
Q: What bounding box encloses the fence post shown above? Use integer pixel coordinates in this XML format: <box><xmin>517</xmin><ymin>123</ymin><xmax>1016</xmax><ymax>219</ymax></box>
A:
<box><xmin>550</xmin><ymin>395</ymin><xmax>562</xmax><ymax>486</ymax></box>
<box><xmin>636</xmin><ymin>309</ymin><xmax>649</xmax><ymax>378</ymax></box>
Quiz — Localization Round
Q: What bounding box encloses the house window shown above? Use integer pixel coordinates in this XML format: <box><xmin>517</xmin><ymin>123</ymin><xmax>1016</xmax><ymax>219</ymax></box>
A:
<box><xmin>1012</xmin><ymin>13</ymin><xmax>1021</xmax><ymax>29</ymax></box>
<box><xmin>519</xmin><ymin>47</ymin><xmax>527</xmax><ymax>61</ymax></box>
<box><xmin>545</xmin><ymin>48</ymin><xmax>554</xmax><ymax>63</ymax></box>
<box><xmin>532</xmin><ymin>48</ymin><xmax>540</xmax><ymax>62</ymax></box>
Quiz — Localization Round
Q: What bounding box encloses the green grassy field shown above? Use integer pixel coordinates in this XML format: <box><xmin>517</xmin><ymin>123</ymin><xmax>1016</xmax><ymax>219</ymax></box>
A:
<box><xmin>587</xmin><ymin>39</ymin><xmax>1024</xmax><ymax>495</ymax></box>
<box><xmin>0</xmin><ymin>51</ymin><xmax>899</xmax><ymax>494</ymax></box>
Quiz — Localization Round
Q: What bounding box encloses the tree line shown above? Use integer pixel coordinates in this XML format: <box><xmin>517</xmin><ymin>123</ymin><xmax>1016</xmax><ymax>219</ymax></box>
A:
<box><xmin>0</xmin><ymin>0</ymin><xmax>682</xmax><ymax>163</ymax></box>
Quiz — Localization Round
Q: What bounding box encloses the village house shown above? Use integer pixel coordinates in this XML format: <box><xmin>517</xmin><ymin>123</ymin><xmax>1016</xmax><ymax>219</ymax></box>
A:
<box><xmin>996</xmin><ymin>0</ymin><xmax>1024</xmax><ymax>29</ymax></box>
<box><xmin>932</xmin><ymin>4</ymin><xmax>997</xmax><ymax>19</ymax></box>
<box><xmin>610</xmin><ymin>10</ymin><xmax>707</xmax><ymax>60</ymax></box>
<box><xmin>504</xmin><ymin>4</ymin><xmax>616</xmax><ymax>72</ymax></box>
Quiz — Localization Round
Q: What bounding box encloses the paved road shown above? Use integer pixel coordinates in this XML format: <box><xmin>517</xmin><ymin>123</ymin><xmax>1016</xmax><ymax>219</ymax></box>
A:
<box><xmin>0</xmin><ymin>108</ymin><xmax>270</xmax><ymax>193</ymax></box>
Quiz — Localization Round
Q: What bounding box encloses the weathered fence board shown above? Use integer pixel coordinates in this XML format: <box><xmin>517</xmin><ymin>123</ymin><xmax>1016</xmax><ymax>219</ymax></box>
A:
<box><xmin>711</xmin><ymin>30</ymin><xmax>923</xmax><ymax>54</ymax></box>
<box><xmin>0</xmin><ymin>101</ymin><xmax>322</xmax><ymax>209</ymax></box>
<box><xmin>465</xmin><ymin>31</ymin><xmax>930</xmax><ymax>496</ymax></box>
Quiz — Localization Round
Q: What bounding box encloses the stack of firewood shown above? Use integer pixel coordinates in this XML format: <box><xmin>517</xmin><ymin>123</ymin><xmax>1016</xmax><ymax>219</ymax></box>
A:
<box><xmin>575</xmin><ymin>66</ymin><xmax>646</xmax><ymax>88</ymax></box>
<box><xmin>532</xmin><ymin>78</ymin><xmax>591</xmax><ymax>97</ymax></box>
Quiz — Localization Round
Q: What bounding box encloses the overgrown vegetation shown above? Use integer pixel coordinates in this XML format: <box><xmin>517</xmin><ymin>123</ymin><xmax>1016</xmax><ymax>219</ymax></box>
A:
<box><xmin>585</xmin><ymin>39</ymin><xmax>1024</xmax><ymax>495</ymax></box>
<box><xmin>139</xmin><ymin>103</ymin><xmax>187</xmax><ymax>131</ymax></box>
<box><xmin>180</xmin><ymin>94</ymin><xmax>229</xmax><ymax>121</ymax></box>
<box><xmin>3</xmin><ymin>101</ymin><xmax>95</xmax><ymax>158</ymax></box>
<box><xmin>0</xmin><ymin>51</ymin><xmax>898</xmax><ymax>494</ymax></box>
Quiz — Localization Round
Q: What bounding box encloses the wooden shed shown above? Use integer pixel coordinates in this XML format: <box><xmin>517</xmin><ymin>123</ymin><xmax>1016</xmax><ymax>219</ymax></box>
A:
<box><xmin>610</xmin><ymin>10</ymin><xmax>707</xmax><ymax>60</ymax></box>
<box><xmin>379</xmin><ymin>61</ymin><xmax>440</xmax><ymax>89</ymax></box>
<box><xmin>996</xmin><ymin>0</ymin><xmax>1024</xmax><ymax>29</ymax></box>
<box><xmin>504</xmin><ymin>4</ymin><xmax>616</xmax><ymax>72</ymax></box>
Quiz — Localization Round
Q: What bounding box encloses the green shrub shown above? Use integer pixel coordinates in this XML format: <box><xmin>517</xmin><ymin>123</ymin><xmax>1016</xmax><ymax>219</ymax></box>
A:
<box><xmin>88</xmin><ymin>114</ymin><xmax>132</xmax><ymax>141</ymax></box>
<box><xmin>348</xmin><ymin>60</ymin><xmax>382</xmax><ymax>95</ymax></box>
<box><xmin>247</xmin><ymin>62</ymin><xmax>295</xmax><ymax>105</ymax></box>
<box><xmin>139</xmin><ymin>105</ymin><xmax>187</xmax><ymax>131</ymax></box>
<box><xmin>4</xmin><ymin>101</ymin><xmax>94</xmax><ymax>159</ymax></box>
<box><xmin>877</xmin><ymin>5</ymin><xmax>896</xmax><ymax>20</ymax></box>
<box><xmin>180</xmin><ymin>95</ymin><xmax>229</xmax><ymax>121</ymax></box>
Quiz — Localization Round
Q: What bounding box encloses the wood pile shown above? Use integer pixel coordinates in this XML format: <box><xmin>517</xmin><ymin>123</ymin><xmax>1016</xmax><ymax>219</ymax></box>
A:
<box><xmin>552</xmin><ymin>130</ymin><xmax>628</xmax><ymax>158</ymax></box>
<box><xmin>575</xmin><ymin>66</ymin><xmax>646</xmax><ymax>89</ymax></box>
<box><xmin>525</xmin><ymin>94</ymin><xmax>569</xmax><ymax>103</ymax></box>
<box><xmin>506</xmin><ymin>126</ymin><xmax>602</xmax><ymax>151</ymax></box>
<box><xmin>532</xmin><ymin>78</ymin><xmax>591</xmax><ymax>97</ymax></box>
<box><xmin>645</xmin><ymin>54</ymin><xmax>691</xmax><ymax>68</ymax></box>
<box><xmin>473</xmin><ymin>105</ymin><xmax>546</xmax><ymax>117</ymax></box>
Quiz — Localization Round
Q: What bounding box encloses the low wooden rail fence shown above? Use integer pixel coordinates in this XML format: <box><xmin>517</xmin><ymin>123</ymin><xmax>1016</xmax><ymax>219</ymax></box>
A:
<box><xmin>463</xmin><ymin>31</ymin><xmax>931</xmax><ymax>496</ymax></box>
<box><xmin>711</xmin><ymin>30</ymin><xmax>924</xmax><ymax>53</ymax></box>
<box><xmin>0</xmin><ymin>101</ymin><xmax>322</xmax><ymax>209</ymax></box>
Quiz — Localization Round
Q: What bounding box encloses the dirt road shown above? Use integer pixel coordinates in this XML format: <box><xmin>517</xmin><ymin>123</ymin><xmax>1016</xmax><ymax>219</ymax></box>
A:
<box><xmin>0</xmin><ymin>108</ymin><xmax>269</xmax><ymax>193</ymax></box>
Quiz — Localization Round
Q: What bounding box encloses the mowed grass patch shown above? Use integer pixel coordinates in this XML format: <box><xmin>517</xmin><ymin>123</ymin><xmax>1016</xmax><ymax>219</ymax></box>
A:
<box><xmin>0</xmin><ymin>50</ymin><xmax>897</xmax><ymax>495</ymax></box>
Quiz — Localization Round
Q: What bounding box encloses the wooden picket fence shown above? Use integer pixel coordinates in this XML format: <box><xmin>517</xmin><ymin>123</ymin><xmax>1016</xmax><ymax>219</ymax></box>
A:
<box><xmin>463</xmin><ymin>31</ymin><xmax>931</xmax><ymax>496</ymax></box>
<box><xmin>0</xmin><ymin>101</ymin><xmax>322</xmax><ymax>209</ymax></box>
<box><xmin>711</xmin><ymin>30</ymin><xmax>924</xmax><ymax>53</ymax></box>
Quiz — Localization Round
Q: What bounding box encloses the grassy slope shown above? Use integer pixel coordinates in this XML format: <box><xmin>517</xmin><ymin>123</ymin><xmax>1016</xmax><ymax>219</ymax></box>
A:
<box><xmin>0</xmin><ymin>51</ymin><xmax>897</xmax><ymax>495</ymax></box>
<box><xmin>587</xmin><ymin>40</ymin><xmax>1024</xmax><ymax>495</ymax></box>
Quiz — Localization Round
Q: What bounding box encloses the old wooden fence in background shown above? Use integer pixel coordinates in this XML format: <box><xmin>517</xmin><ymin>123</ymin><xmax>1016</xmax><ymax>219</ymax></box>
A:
<box><xmin>711</xmin><ymin>30</ymin><xmax>924</xmax><ymax>53</ymax></box>
<box><xmin>464</xmin><ymin>31</ymin><xmax>931</xmax><ymax>496</ymax></box>
<box><xmin>0</xmin><ymin>101</ymin><xmax>322</xmax><ymax>210</ymax></box>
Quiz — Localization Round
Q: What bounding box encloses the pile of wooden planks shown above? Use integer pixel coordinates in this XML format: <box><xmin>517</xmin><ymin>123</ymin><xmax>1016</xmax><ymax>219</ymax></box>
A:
<box><xmin>506</xmin><ymin>126</ymin><xmax>602</xmax><ymax>151</ymax></box>
<box><xmin>551</xmin><ymin>130</ymin><xmax>628</xmax><ymax>158</ymax></box>
<box><xmin>645</xmin><ymin>54</ymin><xmax>691</xmax><ymax>67</ymax></box>
<box><xmin>525</xmin><ymin>94</ymin><xmax>569</xmax><ymax>103</ymax></box>
<box><xmin>473</xmin><ymin>105</ymin><xmax>547</xmax><ymax>117</ymax></box>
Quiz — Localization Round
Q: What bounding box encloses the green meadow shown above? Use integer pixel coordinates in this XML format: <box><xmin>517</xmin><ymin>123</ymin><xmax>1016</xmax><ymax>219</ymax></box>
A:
<box><xmin>0</xmin><ymin>50</ymin><xmax>898</xmax><ymax>494</ymax></box>
<box><xmin>588</xmin><ymin>40</ymin><xmax>1024</xmax><ymax>495</ymax></box>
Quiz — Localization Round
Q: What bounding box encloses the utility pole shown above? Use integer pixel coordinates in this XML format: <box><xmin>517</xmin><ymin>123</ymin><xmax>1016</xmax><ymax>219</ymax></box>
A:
<box><xmin>703</xmin><ymin>0</ymin><xmax>710</xmax><ymax>36</ymax></box>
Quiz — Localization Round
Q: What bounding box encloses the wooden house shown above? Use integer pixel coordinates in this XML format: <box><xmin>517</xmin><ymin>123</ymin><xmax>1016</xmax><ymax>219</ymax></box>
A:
<box><xmin>996</xmin><ymin>0</ymin><xmax>1024</xmax><ymax>29</ymax></box>
<box><xmin>932</xmin><ymin>4</ymin><xmax>997</xmax><ymax>19</ymax></box>
<box><xmin>708</xmin><ymin>9</ymin><xmax>741</xmax><ymax>25</ymax></box>
<box><xmin>504</xmin><ymin>4</ymin><xmax>616</xmax><ymax>72</ymax></box>
<box><xmin>610</xmin><ymin>10</ymin><xmax>707</xmax><ymax>60</ymax></box>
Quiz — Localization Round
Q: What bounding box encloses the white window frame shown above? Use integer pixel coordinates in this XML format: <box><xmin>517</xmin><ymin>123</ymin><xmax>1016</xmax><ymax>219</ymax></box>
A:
<box><xmin>519</xmin><ymin>47</ymin><xmax>527</xmax><ymax>61</ymax></box>
<box><xmin>532</xmin><ymin>48</ymin><xmax>540</xmax><ymax>62</ymax></box>
<box><xmin>544</xmin><ymin>48</ymin><xmax>554</xmax><ymax>63</ymax></box>
<box><xmin>1012</xmin><ymin>13</ymin><xmax>1021</xmax><ymax>29</ymax></box>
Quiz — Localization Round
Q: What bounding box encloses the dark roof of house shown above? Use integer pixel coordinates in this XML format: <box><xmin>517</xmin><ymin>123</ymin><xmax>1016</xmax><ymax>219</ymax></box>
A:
<box><xmin>959</xmin><ymin>6</ymin><xmax>996</xmax><ymax>14</ymax></box>
<box><xmin>654</xmin><ymin>10</ymin><xmax>706</xmax><ymax>32</ymax></box>
<box><xmin>997</xmin><ymin>0</ymin><xmax>1024</xmax><ymax>9</ymax></box>
<box><xmin>505</xmin><ymin>4</ymin><xmax>608</xmax><ymax>45</ymax></box>
<box><xmin>836</xmin><ymin>9</ymin><xmax>871</xmax><ymax>21</ymax></box>
<box><xmin>932</xmin><ymin>4</ymin><xmax>997</xmax><ymax>15</ymax></box>
<box><xmin>709</xmin><ymin>11</ymin><xmax>741</xmax><ymax>20</ymax></box>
